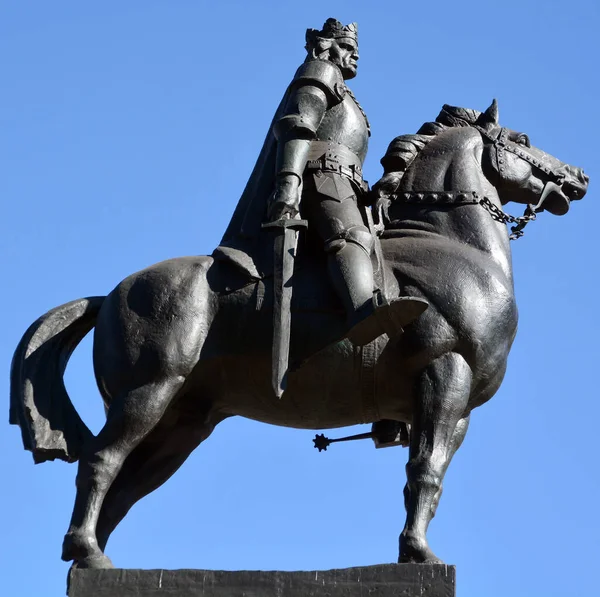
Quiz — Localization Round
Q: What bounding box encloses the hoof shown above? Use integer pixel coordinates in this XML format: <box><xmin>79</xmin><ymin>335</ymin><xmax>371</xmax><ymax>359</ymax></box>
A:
<box><xmin>72</xmin><ymin>554</ymin><xmax>115</xmax><ymax>570</ymax></box>
<box><xmin>62</xmin><ymin>531</ymin><xmax>102</xmax><ymax>563</ymax></box>
<box><xmin>399</xmin><ymin>533</ymin><xmax>444</xmax><ymax>564</ymax></box>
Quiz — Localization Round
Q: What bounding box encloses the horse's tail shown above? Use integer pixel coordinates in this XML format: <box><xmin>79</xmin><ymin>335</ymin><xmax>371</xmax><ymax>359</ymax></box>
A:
<box><xmin>9</xmin><ymin>296</ymin><xmax>105</xmax><ymax>464</ymax></box>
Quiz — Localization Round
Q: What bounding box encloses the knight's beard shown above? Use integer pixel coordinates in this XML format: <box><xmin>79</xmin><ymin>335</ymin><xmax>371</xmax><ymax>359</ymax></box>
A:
<box><xmin>342</xmin><ymin>64</ymin><xmax>357</xmax><ymax>79</ymax></box>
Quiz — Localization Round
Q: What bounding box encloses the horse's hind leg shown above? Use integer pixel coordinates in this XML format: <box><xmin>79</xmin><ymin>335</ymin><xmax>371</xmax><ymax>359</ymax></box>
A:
<box><xmin>95</xmin><ymin>410</ymin><xmax>227</xmax><ymax>552</ymax></box>
<box><xmin>62</xmin><ymin>376</ymin><xmax>185</xmax><ymax>568</ymax></box>
<box><xmin>425</xmin><ymin>414</ymin><xmax>470</xmax><ymax>522</ymax></box>
<box><xmin>402</xmin><ymin>414</ymin><xmax>470</xmax><ymax>543</ymax></box>
<box><xmin>399</xmin><ymin>352</ymin><xmax>471</xmax><ymax>563</ymax></box>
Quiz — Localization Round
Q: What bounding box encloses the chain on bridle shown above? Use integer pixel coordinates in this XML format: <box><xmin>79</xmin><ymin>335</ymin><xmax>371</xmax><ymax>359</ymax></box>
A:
<box><xmin>478</xmin><ymin>196</ymin><xmax>537</xmax><ymax>240</ymax></box>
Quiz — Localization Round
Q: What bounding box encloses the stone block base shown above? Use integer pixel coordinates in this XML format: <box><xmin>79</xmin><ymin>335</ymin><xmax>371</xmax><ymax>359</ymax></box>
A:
<box><xmin>68</xmin><ymin>564</ymin><xmax>455</xmax><ymax>597</ymax></box>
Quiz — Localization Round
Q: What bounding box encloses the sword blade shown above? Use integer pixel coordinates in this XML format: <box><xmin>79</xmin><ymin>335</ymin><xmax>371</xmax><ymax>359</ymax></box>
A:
<box><xmin>271</xmin><ymin>225</ymin><xmax>299</xmax><ymax>398</ymax></box>
<box><xmin>262</xmin><ymin>218</ymin><xmax>307</xmax><ymax>398</ymax></box>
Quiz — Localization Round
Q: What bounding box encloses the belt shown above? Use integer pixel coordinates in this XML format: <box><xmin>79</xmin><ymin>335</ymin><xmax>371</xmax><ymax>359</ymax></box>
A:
<box><xmin>305</xmin><ymin>141</ymin><xmax>368</xmax><ymax>193</ymax></box>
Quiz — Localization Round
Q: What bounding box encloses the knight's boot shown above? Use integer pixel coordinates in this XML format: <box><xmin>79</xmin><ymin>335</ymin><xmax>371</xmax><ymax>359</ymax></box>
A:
<box><xmin>327</xmin><ymin>241</ymin><xmax>428</xmax><ymax>346</ymax></box>
<box><xmin>346</xmin><ymin>290</ymin><xmax>428</xmax><ymax>346</ymax></box>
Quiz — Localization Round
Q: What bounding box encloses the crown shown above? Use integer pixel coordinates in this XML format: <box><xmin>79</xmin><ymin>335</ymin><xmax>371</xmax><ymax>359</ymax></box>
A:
<box><xmin>306</xmin><ymin>18</ymin><xmax>358</xmax><ymax>45</ymax></box>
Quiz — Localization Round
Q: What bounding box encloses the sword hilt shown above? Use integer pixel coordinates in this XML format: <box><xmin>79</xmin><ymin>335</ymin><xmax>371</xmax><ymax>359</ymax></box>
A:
<box><xmin>262</xmin><ymin>218</ymin><xmax>308</xmax><ymax>232</ymax></box>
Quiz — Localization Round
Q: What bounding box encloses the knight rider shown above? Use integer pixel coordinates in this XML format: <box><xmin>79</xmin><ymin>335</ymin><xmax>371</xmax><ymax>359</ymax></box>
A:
<box><xmin>216</xmin><ymin>18</ymin><xmax>427</xmax><ymax>345</ymax></box>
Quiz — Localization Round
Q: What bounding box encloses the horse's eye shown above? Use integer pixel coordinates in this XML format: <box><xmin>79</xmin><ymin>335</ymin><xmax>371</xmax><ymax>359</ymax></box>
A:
<box><xmin>516</xmin><ymin>134</ymin><xmax>530</xmax><ymax>147</ymax></box>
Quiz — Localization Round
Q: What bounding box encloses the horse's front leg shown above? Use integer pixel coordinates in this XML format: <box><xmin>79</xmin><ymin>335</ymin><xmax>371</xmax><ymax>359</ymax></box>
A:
<box><xmin>399</xmin><ymin>352</ymin><xmax>471</xmax><ymax>563</ymax></box>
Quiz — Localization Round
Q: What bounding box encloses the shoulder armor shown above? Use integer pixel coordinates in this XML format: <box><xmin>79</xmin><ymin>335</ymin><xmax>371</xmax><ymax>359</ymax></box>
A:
<box><xmin>291</xmin><ymin>60</ymin><xmax>346</xmax><ymax>104</ymax></box>
<box><xmin>380</xmin><ymin>135</ymin><xmax>429</xmax><ymax>172</ymax></box>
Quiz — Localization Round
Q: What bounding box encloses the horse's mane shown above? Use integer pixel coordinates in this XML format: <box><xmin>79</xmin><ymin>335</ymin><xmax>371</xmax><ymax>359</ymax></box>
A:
<box><xmin>380</xmin><ymin>104</ymin><xmax>485</xmax><ymax>179</ymax></box>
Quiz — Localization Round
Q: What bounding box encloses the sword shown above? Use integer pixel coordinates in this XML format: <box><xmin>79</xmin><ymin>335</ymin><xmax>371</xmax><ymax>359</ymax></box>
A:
<box><xmin>262</xmin><ymin>217</ymin><xmax>308</xmax><ymax>398</ymax></box>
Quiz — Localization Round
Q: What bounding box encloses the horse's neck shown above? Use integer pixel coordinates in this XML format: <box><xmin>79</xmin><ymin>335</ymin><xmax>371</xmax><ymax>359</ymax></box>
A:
<box><xmin>403</xmin><ymin>130</ymin><xmax>497</xmax><ymax>197</ymax></box>
<box><xmin>387</xmin><ymin>136</ymin><xmax>513</xmax><ymax>279</ymax></box>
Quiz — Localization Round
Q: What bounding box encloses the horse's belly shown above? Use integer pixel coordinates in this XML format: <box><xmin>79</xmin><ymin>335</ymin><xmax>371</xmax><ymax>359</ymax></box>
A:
<box><xmin>206</xmin><ymin>339</ymin><xmax>410</xmax><ymax>429</ymax></box>
<box><xmin>211</xmin><ymin>342</ymin><xmax>379</xmax><ymax>429</ymax></box>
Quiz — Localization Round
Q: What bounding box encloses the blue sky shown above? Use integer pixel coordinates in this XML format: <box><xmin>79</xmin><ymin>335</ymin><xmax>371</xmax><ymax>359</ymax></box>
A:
<box><xmin>1</xmin><ymin>1</ymin><xmax>598</xmax><ymax>596</ymax></box>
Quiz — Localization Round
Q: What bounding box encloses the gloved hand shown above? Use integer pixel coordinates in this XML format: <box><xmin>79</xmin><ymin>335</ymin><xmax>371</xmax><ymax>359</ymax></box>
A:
<box><xmin>370</xmin><ymin>172</ymin><xmax>402</xmax><ymax>226</ymax></box>
<box><xmin>267</xmin><ymin>174</ymin><xmax>302</xmax><ymax>221</ymax></box>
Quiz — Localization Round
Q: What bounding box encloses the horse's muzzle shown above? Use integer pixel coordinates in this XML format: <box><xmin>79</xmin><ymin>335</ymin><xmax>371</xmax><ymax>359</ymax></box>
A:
<box><xmin>562</xmin><ymin>167</ymin><xmax>589</xmax><ymax>201</ymax></box>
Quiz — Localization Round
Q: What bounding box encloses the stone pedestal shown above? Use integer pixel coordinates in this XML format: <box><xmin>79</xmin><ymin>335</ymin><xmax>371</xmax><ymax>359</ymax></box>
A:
<box><xmin>68</xmin><ymin>564</ymin><xmax>455</xmax><ymax>597</ymax></box>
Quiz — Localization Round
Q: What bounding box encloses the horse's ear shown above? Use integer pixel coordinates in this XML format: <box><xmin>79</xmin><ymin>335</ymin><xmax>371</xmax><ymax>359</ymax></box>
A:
<box><xmin>482</xmin><ymin>99</ymin><xmax>499</xmax><ymax>124</ymax></box>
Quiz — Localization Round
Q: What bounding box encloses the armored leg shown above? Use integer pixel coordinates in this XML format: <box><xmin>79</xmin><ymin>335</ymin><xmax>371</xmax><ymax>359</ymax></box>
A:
<box><xmin>327</xmin><ymin>239</ymin><xmax>426</xmax><ymax>345</ymax></box>
<box><xmin>324</xmin><ymin>223</ymin><xmax>376</xmax><ymax>314</ymax></box>
<box><xmin>303</xmin><ymin>179</ymin><xmax>427</xmax><ymax>345</ymax></box>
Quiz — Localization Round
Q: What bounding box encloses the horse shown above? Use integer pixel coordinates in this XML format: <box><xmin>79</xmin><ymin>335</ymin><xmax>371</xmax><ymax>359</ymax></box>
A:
<box><xmin>10</xmin><ymin>101</ymin><xmax>588</xmax><ymax>569</ymax></box>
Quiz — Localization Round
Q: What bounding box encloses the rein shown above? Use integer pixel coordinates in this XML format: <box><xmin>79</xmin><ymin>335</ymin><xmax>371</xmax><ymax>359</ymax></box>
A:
<box><xmin>390</xmin><ymin>191</ymin><xmax>537</xmax><ymax>240</ymax></box>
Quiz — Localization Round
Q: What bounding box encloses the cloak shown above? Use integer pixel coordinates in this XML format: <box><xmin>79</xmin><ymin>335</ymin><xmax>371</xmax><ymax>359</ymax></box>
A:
<box><xmin>211</xmin><ymin>91</ymin><xmax>287</xmax><ymax>280</ymax></box>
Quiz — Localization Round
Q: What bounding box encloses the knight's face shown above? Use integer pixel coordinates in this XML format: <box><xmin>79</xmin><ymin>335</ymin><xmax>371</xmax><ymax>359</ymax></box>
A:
<box><xmin>329</xmin><ymin>38</ymin><xmax>359</xmax><ymax>79</ymax></box>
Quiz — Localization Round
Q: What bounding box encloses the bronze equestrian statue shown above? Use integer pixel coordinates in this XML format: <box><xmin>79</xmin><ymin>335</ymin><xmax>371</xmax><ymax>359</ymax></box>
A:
<box><xmin>10</xmin><ymin>19</ymin><xmax>589</xmax><ymax>570</ymax></box>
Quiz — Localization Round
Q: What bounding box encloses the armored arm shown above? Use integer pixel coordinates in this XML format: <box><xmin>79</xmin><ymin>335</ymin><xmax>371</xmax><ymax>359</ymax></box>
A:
<box><xmin>274</xmin><ymin>85</ymin><xmax>328</xmax><ymax>178</ymax></box>
<box><xmin>267</xmin><ymin>85</ymin><xmax>327</xmax><ymax>220</ymax></box>
<box><xmin>267</xmin><ymin>60</ymin><xmax>346</xmax><ymax>221</ymax></box>
<box><xmin>370</xmin><ymin>135</ymin><xmax>429</xmax><ymax>223</ymax></box>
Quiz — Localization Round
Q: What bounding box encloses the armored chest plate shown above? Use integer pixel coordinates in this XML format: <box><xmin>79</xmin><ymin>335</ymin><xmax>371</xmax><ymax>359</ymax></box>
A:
<box><xmin>316</xmin><ymin>93</ymin><xmax>369</xmax><ymax>163</ymax></box>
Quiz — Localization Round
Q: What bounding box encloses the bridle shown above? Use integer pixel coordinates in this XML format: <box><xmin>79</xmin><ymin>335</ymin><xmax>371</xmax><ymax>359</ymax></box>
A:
<box><xmin>473</xmin><ymin>124</ymin><xmax>566</xmax><ymax>186</ymax></box>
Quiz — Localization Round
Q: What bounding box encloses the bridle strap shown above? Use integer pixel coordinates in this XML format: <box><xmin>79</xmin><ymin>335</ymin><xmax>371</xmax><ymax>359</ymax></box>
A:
<box><xmin>391</xmin><ymin>190</ymin><xmax>480</xmax><ymax>206</ymax></box>
<box><xmin>474</xmin><ymin>125</ymin><xmax>565</xmax><ymax>184</ymax></box>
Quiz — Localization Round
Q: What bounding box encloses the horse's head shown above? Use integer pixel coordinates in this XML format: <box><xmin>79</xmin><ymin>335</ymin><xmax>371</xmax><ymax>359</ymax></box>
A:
<box><xmin>473</xmin><ymin>100</ymin><xmax>589</xmax><ymax>215</ymax></box>
<box><xmin>374</xmin><ymin>101</ymin><xmax>589</xmax><ymax>220</ymax></box>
